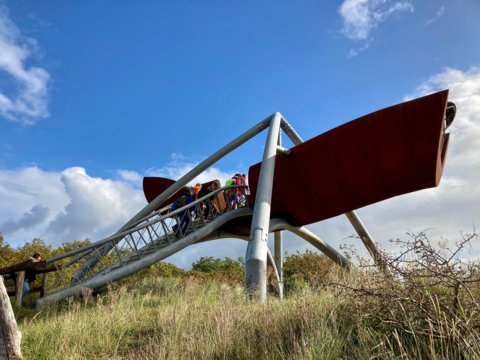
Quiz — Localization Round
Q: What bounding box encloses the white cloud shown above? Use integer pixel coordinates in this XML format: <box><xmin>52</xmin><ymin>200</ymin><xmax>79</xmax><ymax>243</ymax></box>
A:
<box><xmin>347</xmin><ymin>40</ymin><xmax>372</xmax><ymax>58</ymax></box>
<box><xmin>0</xmin><ymin>166</ymin><xmax>145</xmax><ymax>247</ymax></box>
<box><xmin>0</xmin><ymin>6</ymin><xmax>50</xmax><ymax>125</ymax></box>
<box><xmin>0</xmin><ymin>205</ymin><xmax>49</xmax><ymax>233</ymax></box>
<box><xmin>46</xmin><ymin>167</ymin><xmax>146</xmax><ymax>243</ymax></box>
<box><xmin>0</xmin><ymin>157</ymin><xmax>242</xmax><ymax>268</ymax></box>
<box><xmin>425</xmin><ymin>5</ymin><xmax>445</xmax><ymax>26</ymax></box>
<box><xmin>117</xmin><ymin>169</ymin><xmax>143</xmax><ymax>184</ymax></box>
<box><xmin>339</xmin><ymin>0</ymin><xmax>414</xmax><ymax>41</ymax></box>
<box><xmin>146</xmin><ymin>153</ymin><xmax>240</xmax><ymax>186</ymax></box>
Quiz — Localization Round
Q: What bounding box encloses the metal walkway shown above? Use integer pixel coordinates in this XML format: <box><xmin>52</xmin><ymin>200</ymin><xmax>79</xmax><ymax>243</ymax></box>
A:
<box><xmin>37</xmin><ymin>186</ymin><xmax>254</xmax><ymax>307</ymax></box>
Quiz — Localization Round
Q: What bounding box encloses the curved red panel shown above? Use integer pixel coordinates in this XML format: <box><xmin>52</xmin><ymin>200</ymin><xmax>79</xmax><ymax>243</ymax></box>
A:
<box><xmin>142</xmin><ymin>177</ymin><xmax>186</xmax><ymax>210</ymax></box>
<box><xmin>248</xmin><ymin>90</ymin><xmax>450</xmax><ymax>227</ymax></box>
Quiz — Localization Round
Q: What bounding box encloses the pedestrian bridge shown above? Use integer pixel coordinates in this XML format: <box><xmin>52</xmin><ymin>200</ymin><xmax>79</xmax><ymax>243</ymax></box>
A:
<box><xmin>36</xmin><ymin>90</ymin><xmax>455</xmax><ymax>307</ymax></box>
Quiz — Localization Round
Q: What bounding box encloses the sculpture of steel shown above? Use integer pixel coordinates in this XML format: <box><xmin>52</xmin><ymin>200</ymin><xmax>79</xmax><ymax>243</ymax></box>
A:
<box><xmin>36</xmin><ymin>90</ymin><xmax>455</xmax><ymax>307</ymax></box>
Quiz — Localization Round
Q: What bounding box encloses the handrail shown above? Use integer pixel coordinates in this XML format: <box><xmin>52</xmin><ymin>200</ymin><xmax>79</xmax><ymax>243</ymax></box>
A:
<box><xmin>47</xmin><ymin>185</ymin><xmax>249</xmax><ymax>263</ymax></box>
<box><xmin>37</xmin><ymin>207</ymin><xmax>254</xmax><ymax>308</ymax></box>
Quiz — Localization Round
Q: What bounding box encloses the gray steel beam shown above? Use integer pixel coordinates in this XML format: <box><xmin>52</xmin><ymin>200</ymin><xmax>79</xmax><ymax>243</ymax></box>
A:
<box><xmin>274</xmin><ymin>231</ymin><xmax>284</xmax><ymax>298</ymax></box>
<box><xmin>274</xmin><ymin>130</ymin><xmax>284</xmax><ymax>299</ymax></box>
<box><xmin>280</xmin><ymin>117</ymin><xmax>304</xmax><ymax>146</ymax></box>
<box><xmin>245</xmin><ymin>112</ymin><xmax>282</xmax><ymax>301</ymax></box>
<box><xmin>269</xmin><ymin>219</ymin><xmax>351</xmax><ymax>269</ymax></box>
<box><xmin>276</xmin><ymin>145</ymin><xmax>291</xmax><ymax>156</ymax></box>
<box><xmin>266</xmin><ymin>248</ymin><xmax>282</xmax><ymax>297</ymax></box>
<box><xmin>345</xmin><ymin>211</ymin><xmax>387</xmax><ymax>272</ymax></box>
<box><xmin>201</xmin><ymin>217</ymin><xmax>351</xmax><ymax>269</ymax></box>
<box><xmin>124</xmin><ymin>118</ymin><xmax>272</xmax><ymax>230</ymax></box>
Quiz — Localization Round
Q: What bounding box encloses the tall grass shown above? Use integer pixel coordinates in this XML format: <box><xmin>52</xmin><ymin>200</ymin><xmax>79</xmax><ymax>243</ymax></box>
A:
<box><xmin>16</xmin><ymin>232</ymin><xmax>480</xmax><ymax>359</ymax></box>
<box><xmin>18</xmin><ymin>272</ymin><xmax>480</xmax><ymax>359</ymax></box>
<box><xmin>18</xmin><ymin>277</ymin><xmax>361</xmax><ymax>359</ymax></box>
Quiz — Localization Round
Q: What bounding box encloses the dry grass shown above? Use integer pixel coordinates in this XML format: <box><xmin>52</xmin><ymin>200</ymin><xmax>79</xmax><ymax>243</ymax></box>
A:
<box><xmin>17</xmin><ymin>232</ymin><xmax>480</xmax><ymax>359</ymax></box>
<box><xmin>18</xmin><ymin>272</ymin><xmax>480</xmax><ymax>360</ymax></box>
<box><xmin>17</xmin><ymin>277</ymin><xmax>367</xmax><ymax>359</ymax></box>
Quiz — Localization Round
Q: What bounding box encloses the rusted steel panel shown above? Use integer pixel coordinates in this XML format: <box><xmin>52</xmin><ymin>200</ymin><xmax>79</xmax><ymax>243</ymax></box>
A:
<box><xmin>142</xmin><ymin>177</ymin><xmax>179</xmax><ymax>208</ymax></box>
<box><xmin>248</xmin><ymin>90</ymin><xmax>450</xmax><ymax>226</ymax></box>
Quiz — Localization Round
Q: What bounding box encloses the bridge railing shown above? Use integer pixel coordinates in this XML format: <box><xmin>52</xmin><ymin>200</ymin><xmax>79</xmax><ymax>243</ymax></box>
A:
<box><xmin>44</xmin><ymin>185</ymin><xmax>249</xmax><ymax>290</ymax></box>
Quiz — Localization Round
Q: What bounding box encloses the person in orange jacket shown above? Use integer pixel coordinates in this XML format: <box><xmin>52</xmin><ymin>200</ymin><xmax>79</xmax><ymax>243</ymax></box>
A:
<box><xmin>192</xmin><ymin>183</ymin><xmax>202</xmax><ymax>200</ymax></box>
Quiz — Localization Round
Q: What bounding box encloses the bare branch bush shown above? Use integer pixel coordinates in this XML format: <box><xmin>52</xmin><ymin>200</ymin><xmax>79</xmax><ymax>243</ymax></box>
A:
<box><xmin>333</xmin><ymin>230</ymin><xmax>480</xmax><ymax>358</ymax></box>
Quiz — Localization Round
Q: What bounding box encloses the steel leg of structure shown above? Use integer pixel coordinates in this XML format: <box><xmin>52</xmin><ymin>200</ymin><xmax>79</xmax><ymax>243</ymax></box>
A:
<box><xmin>274</xmin><ymin>231</ymin><xmax>284</xmax><ymax>299</ymax></box>
<box><xmin>280</xmin><ymin>116</ymin><xmax>382</xmax><ymax>270</ymax></box>
<box><xmin>245</xmin><ymin>112</ymin><xmax>282</xmax><ymax>301</ymax></box>
<box><xmin>269</xmin><ymin>219</ymin><xmax>352</xmax><ymax>269</ymax></box>
<box><xmin>345</xmin><ymin>211</ymin><xmax>388</xmax><ymax>272</ymax></box>
<box><xmin>273</xmin><ymin>129</ymin><xmax>284</xmax><ymax>299</ymax></box>
<box><xmin>266</xmin><ymin>248</ymin><xmax>282</xmax><ymax>296</ymax></box>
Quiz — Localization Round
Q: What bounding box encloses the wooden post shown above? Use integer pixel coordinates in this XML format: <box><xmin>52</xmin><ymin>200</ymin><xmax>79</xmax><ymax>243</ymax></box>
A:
<box><xmin>40</xmin><ymin>273</ymin><xmax>48</xmax><ymax>298</ymax></box>
<box><xmin>13</xmin><ymin>272</ymin><xmax>24</xmax><ymax>307</ymax></box>
<box><xmin>0</xmin><ymin>276</ymin><xmax>23</xmax><ymax>360</ymax></box>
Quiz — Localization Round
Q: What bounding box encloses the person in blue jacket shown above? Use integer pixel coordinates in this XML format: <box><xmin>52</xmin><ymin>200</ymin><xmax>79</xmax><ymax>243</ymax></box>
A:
<box><xmin>171</xmin><ymin>188</ymin><xmax>194</xmax><ymax>237</ymax></box>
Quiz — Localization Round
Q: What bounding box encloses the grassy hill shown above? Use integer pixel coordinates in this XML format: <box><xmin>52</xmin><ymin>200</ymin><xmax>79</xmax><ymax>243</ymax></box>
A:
<box><xmin>7</xmin><ymin>232</ymin><xmax>480</xmax><ymax>359</ymax></box>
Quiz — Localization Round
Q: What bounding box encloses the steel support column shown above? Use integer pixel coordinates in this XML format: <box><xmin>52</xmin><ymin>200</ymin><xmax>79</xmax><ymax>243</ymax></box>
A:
<box><xmin>274</xmin><ymin>129</ymin><xmax>284</xmax><ymax>299</ymax></box>
<box><xmin>245</xmin><ymin>112</ymin><xmax>282</xmax><ymax>301</ymax></box>
<box><xmin>274</xmin><ymin>231</ymin><xmax>284</xmax><ymax>298</ymax></box>
<box><xmin>345</xmin><ymin>211</ymin><xmax>387</xmax><ymax>272</ymax></box>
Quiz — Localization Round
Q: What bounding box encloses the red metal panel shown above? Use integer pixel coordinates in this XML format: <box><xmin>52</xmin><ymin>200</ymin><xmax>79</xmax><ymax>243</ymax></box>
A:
<box><xmin>142</xmin><ymin>177</ymin><xmax>177</xmax><ymax>209</ymax></box>
<box><xmin>248</xmin><ymin>90</ymin><xmax>450</xmax><ymax>227</ymax></box>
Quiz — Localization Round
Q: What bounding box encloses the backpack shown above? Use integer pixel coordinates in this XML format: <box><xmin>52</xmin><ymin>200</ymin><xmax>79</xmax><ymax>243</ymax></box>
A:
<box><xmin>173</xmin><ymin>195</ymin><xmax>186</xmax><ymax>209</ymax></box>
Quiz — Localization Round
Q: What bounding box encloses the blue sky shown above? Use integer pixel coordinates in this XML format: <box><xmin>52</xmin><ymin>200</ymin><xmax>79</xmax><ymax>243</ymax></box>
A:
<box><xmin>1</xmin><ymin>0</ymin><xmax>480</xmax><ymax>267</ymax></box>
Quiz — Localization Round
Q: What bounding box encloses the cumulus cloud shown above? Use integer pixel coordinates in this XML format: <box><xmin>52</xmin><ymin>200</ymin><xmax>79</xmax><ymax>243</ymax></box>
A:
<box><xmin>339</xmin><ymin>0</ymin><xmax>414</xmax><ymax>40</ymax></box>
<box><xmin>0</xmin><ymin>205</ymin><xmax>49</xmax><ymax>234</ymax></box>
<box><xmin>117</xmin><ymin>169</ymin><xmax>143</xmax><ymax>186</ymax></box>
<box><xmin>0</xmin><ymin>6</ymin><xmax>50</xmax><ymax>125</ymax></box>
<box><xmin>0</xmin><ymin>157</ymin><xmax>242</xmax><ymax>268</ymax></box>
<box><xmin>46</xmin><ymin>167</ymin><xmax>146</xmax><ymax>243</ymax></box>
<box><xmin>0</xmin><ymin>166</ymin><xmax>146</xmax><ymax>247</ymax></box>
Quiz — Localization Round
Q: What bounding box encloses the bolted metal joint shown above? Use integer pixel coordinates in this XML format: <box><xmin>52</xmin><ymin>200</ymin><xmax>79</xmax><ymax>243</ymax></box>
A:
<box><xmin>276</xmin><ymin>145</ymin><xmax>291</xmax><ymax>156</ymax></box>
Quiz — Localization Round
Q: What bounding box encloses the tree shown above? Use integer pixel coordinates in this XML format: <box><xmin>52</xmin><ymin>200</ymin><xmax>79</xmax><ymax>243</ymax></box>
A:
<box><xmin>0</xmin><ymin>234</ymin><xmax>15</xmax><ymax>268</ymax></box>
<box><xmin>149</xmin><ymin>262</ymin><xmax>186</xmax><ymax>278</ymax></box>
<box><xmin>283</xmin><ymin>250</ymin><xmax>337</xmax><ymax>292</ymax></box>
<box><xmin>189</xmin><ymin>256</ymin><xmax>244</xmax><ymax>284</ymax></box>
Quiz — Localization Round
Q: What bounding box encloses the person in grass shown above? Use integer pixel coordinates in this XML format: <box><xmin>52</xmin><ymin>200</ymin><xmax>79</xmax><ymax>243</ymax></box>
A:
<box><xmin>22</xmin><ymin>253</ymin><xmax>43</xmax><ymax>303</ymax></box>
